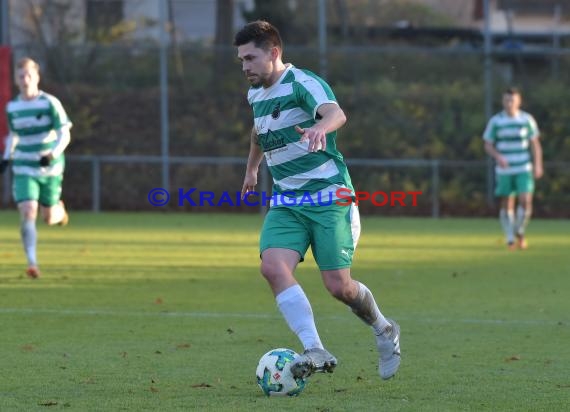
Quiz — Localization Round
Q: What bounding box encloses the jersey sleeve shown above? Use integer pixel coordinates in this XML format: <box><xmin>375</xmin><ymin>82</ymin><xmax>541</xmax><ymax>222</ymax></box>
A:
<box><xmin>47</xmin><ymin>95</ymin><xmax>72</xmax><ymax>130</ymax></box>
<box><xmin>482</xmin><ymin>117</ymin><xmax>496</xmax><ymax>142</ymax></box>
<box><xmin>294</xmin><ymin>74</ymin><xmax>337</xmax><ymax>120</ymax></box>
<box><xmin>527</xmin><ymin>114</ymin><xmax>540</xmax><ymax>140</ymax></box>
<box><xmin>6</xmin><ymin>104</ymin><xmax>16</xmax><ymax>133</ymax></box>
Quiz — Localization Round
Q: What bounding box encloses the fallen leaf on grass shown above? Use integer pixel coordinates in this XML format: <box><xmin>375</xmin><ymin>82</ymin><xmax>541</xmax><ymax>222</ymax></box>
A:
<box><xmin>150</xmin><ymin>387</ymin><xmax>159</xmax><ymax>393</ymax></box>
<box><xmin>176</xmin><ymin>343</ymin><xmax>191</xmax><ymax>349</ymax></box>
<box><xmin>38</xmin><ymin>400</ymin><xmax>58</xmax><ymax>406</ymax></box>
<box><xmin>191</xmin><ymin>383</ymin><xmax>212</xmax><ymax>388</ymax></box>
<box><xmin>505</xmin><ymin>355</ymin><xmax>521</xmax><ymax>362</ymax></box>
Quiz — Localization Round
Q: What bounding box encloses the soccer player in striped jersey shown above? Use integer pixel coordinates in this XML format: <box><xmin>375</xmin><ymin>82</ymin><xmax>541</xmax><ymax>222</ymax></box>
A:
<box><xmin>234</xmin><ymin>21</ymin><xmax>400</xmax><ymax>381</ymax></box>
<box><xmin>0</xmin><ymin>57</ymin><xmax>71</xmax><ymax>278</ymax></box>
<box><xmin>483</xmin><ymin>88</ymin><xmax>543</xmax><ymax>250</ymax></box>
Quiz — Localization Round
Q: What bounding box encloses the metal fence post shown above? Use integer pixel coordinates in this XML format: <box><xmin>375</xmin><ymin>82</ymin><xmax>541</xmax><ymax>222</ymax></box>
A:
<box><xmin>92</xmin><ymin>156</ymin><xmax>100</xmax><ymax>213</ymax></box>
<box><xmin>552</xmin><ymin>4</ymin><xmax>561</xmax><ymax>79</ymax></box>
<box><xmin>318</xmin><ymin>0</ymin><xmax>327</xmax><ymax>80</ymax></box>
<box><xmin>483</xmin><ymin>0</ymin><xmax>495</xmax><ymax>207</ymax></box>
<box><xmin>159</xmin><ymin>0</ymin><xmax>170</xmax><ymax>193</ymax></box>
<box><xmin>431</xmin><ymin>159</ymin><xmax>440</xmax><ymax>218</ymax></box>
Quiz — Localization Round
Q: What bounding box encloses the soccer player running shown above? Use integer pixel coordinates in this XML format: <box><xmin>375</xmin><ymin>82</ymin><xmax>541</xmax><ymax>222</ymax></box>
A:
<box><xmin>483</xmin><ymin>87</ymin><xmax>543</xmax><ymax>250</ymax></box>
<box><xmin>234</xmin><ymin>21</ymin><xmax>400</xmax><ymax>380</ymax></box>
<box><xmin>0</xmin><ymin>57</ymin><xmax>71</xmax><ymax>278</ymax></box>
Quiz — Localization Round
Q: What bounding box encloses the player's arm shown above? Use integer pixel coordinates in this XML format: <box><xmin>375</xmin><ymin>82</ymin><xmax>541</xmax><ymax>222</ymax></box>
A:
<box><xmin>41</xmin><ymin>97</ymin><xmax>72</xmax><ymax>166</ymax></box>
<box><xmin>295</xmin><ymin>103</ymin><xmax>346</xmax><ymax>152</ymax></box>
<box><xmin>241</xmin><ymin>127</ymin><xmax>264</xmax><ymax>199</ymax></box>
<box><xmin>484</xmin><ymin>140</ymin><xmax>508</xmax><ymax>169</ymax></box>
<box><xmin>39</xmin><ymin>126</ymin><xmax>71</xmax><ymax>166</ymax></box>
<box><xmin>0</xmin><ymin>133</ymin><xmax>18</xmax><ymax>174</ymax></box>
<box><xmin>530</xmin><ymin>136</ymin><xmax>543</xmax><ymax>179</ymax></box>
<box><xmin>50</xmin><ymin>125</ymin><xmax>71</xmax><ymax>159</ymax></box>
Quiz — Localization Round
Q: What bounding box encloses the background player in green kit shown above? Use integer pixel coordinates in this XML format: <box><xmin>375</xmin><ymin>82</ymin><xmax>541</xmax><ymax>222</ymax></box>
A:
<box><xmin>0</xmin><ymin>57</ymin><xmax>71</xmax><ymax>278</ymax></box>
<box><xmin>483</xmin><ymin>88</ymin><xmax>543</xmax><ymax>250</ymax></box>
<box><xmin>234</xmin><ymin>21</ymin><xmax>400</xmax><ymax>381</ymax></box>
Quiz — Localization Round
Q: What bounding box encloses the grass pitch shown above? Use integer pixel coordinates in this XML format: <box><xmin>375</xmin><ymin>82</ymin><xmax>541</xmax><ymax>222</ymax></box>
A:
<box><xmin>0</xmin><ymin>212</ymin><xmax>569</xmax><ymax>411</ymax></box>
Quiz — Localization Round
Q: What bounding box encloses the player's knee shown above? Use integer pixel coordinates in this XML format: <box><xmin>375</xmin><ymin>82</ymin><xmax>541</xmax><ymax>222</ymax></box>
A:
<box><xmin>324</xmin><ymin>279</ymin><xmax>354</xmax><ymax>303</ymax></box>
<box><xmin>19</xmin><ymin>206</ymin><xmax>37</xmax><ymax>220</ymax></box>
<box><xmin>260</xmin><ymin>261</ymin><xmax>286</xmax><ymax>283</ymax></box>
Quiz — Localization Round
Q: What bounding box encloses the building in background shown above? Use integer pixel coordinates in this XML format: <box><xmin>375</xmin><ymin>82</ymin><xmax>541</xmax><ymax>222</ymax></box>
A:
<box><xmin>6</xmin><ymin>0</ymin><xmax>254</xmax><ymax>48</ymax></box>
<box><xmin>5</xmin><ymin>0</ymin><xmax>570</xmax><ymax>49</ymax></box>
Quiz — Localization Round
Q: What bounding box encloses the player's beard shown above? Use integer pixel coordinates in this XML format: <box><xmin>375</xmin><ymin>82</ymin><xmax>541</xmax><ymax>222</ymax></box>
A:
<box><xmin>247</xmin><ymin>72</ymin><xmax>269</xmax><ymax>88</ymax></box>
<box><xmin>248</xmin><ymin>76</ymin><xmax>261</xmax><ymax>87</ymax></box>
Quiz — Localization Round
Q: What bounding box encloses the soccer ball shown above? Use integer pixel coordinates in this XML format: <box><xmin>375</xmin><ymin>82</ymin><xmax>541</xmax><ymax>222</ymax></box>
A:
<box><xmin>255</xmin><ymin>348</ymin><xmax>307</xmax><ymax>397</ymax></box>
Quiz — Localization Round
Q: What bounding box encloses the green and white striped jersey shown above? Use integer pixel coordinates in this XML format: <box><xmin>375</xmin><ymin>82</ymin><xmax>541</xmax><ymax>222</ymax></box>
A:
<box><xmin>248</xmin><ymin>64</ymin><xmax>353</xmax><ymax>206</ymax></box>
<box><xmin>5</xmin><ymin>91</ymin><xmax>72</xmax><ymax>177</ymax></box>
<box><xmin>483</xmin><ymin>110</ymin><xmax>539</xmax><ymax>175</ymax></box>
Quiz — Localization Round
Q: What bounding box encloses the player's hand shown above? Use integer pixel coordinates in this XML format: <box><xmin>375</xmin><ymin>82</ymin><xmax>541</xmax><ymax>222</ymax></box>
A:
<box><xmin>241</xmin><ymin>173</ymin><xmax>258</xmax><ymax>200</ymax></box>
<box><xmin>295</xmin><ymin>125</ymin><xmax>326</xmax><ymax>152</ymax></box>
<box><xmin>39</xmin><ymin>155</ymin><xmax>51</xmax><ymax>167</ymax></box>
<box><xmin>534</xmin><ymin>164</ymin><xmax>543</xmax><ymax>179</ymax></box>
<box><xmin>496</xmin><ymin>155</ymin><xmax>509</xmax><ymax>169</ymax></box>
<box><xmin>0</xmin><ymin>159</ymin><xmax>9</xmax><ymax>174</ymax></box>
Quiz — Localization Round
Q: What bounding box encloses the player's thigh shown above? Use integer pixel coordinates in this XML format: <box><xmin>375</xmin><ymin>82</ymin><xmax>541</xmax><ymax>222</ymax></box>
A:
<box><xmin>12</xmin><ymin>174</ymin><xmax>40</xmax><ymax>203</ymax></box>
<box><xmin>260</xmin><ymin>248</ymin><xmax>303</xmax><ymax>295</ymax></box>
<box><xmin>309</xmin><ymin>203</ymin><xmax>361</xmax><ymax>271</ymax></box>
<box><xmin>38</xmin><ymin>175</ymin><xmax>63</xmax><ymax>207</ymax></box>
<box><xmin>495</xmin><ymin>174</ymin><xmax>515</xmax><ymax>197</ymax></box>
<box><xmin>260</xmin><ymin>206</ymin><xmax>311</xmax><ymax>262</ymax></box>
<box><xmin>514</xmin><ymin>172</ymin><xmax>534</xmax><ymax>195</ymax></box>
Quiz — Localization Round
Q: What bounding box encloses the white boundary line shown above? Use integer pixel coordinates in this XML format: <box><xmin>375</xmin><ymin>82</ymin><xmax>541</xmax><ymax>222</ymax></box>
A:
<box><xmin>0</xmin><ymin>307</ymin><xmax>566</xmax><ymax>326</ymax></box>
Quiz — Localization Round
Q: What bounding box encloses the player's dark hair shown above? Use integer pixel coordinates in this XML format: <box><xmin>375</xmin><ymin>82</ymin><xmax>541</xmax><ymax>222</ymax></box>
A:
<box><xmin>233</xmin><ymin>20</ymin><xmax>282</xmax><ymax>52</ymax></box>
<box><xmin>505</xmin><ymin>87</ymin><xmax>521</xmax><ymax>96</ymax></box>
<box><xmin>16</xmin><ymin>57</ymin><xmax>40</xmax><ymax>73</ymax></box>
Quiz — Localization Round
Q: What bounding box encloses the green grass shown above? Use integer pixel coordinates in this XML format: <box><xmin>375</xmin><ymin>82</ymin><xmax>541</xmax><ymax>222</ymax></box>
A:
<box><xmin>0</xmin><ymin>211</ymin><xmax>569</xmax><ymax>411</ymax></box>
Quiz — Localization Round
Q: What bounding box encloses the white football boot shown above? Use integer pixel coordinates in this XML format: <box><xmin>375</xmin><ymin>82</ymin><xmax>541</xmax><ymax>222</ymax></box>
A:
<box><xmin>376</xmin><ymin>318</ymin><xmax>401</xmax><ymax>380</ymax></box>
<box><xmin>290</xmin><ymin>348</ymin><xmax>337</xmax><ymax>379</ymax></box>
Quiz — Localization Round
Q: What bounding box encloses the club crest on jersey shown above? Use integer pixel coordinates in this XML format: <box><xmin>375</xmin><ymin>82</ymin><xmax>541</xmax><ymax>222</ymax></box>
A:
<box><xmin>271</xmin><ymin>102</ymin><xmax>281</xmax><ymax>119</ymax></box>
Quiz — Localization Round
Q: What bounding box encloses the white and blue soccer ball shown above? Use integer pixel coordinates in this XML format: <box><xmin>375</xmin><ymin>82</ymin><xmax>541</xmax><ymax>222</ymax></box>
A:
<box><xmin>255</xmin><ymin>348</ymin><xmax>307</xmax><ymax>397</ymax></box>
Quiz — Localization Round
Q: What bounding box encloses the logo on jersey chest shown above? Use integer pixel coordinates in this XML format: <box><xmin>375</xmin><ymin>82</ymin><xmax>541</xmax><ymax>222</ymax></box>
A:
<box><xmin>271</xmin><ymin>102</ymin><xmax>281</xmax><ymax>119</ymax></box>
